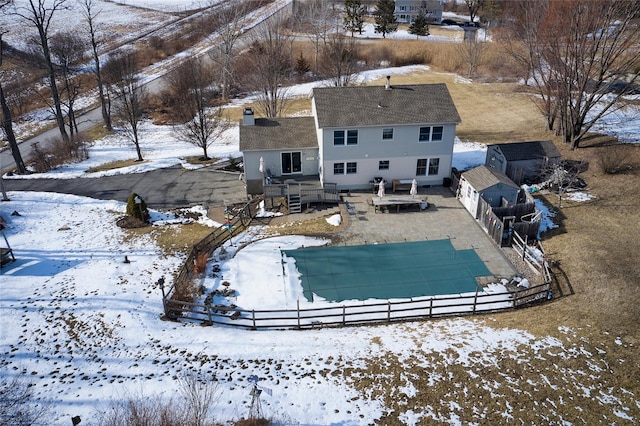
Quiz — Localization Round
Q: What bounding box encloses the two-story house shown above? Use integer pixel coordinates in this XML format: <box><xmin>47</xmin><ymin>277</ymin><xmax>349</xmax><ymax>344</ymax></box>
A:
<box><xmin>240</xmin><ymin>77</ymin><xmax>461</xmax><ymax>194</ymax></box>
<box><xmin>395</xmin><ymin>0</ymin><xmax>445</xmax><ymax>24</ymax></box>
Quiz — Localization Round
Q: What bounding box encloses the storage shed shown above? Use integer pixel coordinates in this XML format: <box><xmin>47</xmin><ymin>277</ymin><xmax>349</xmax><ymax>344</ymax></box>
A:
<box><xmin>459</xmin><ymin>166</ymin><xmax>520</xmax><ymax>219</ymax></box>
<box><xmin>485</xmin><ymin>140</ymin><xmax>561</xmax><ymax>184</ymax></box>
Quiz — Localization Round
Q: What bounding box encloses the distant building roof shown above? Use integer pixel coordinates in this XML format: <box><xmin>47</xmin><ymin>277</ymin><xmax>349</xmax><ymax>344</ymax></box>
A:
<box><xmin>489</xmin><ymin>141</ymin><xmax>561</xmax><ymax>162</ymax></box>
<box><xmin>239</xmin><ymin>117</ymin><xmax>316</xmax><ymax>151</ymax></box>
<box><xmin>311</xmin><ymin>83</ymin><xmax>461</xmax><ymax>128</ymax></box>
<box><xmin>462</xmin><ymin>165</ymin><xmax>519</xmax><ymax>191</ymax></box>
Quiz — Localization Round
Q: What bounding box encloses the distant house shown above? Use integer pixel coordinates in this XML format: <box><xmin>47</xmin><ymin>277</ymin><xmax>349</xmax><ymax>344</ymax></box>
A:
<box><xmin>485</xmin><ymin>141</ymin><xmax>561</xmax><ymax>185</ymax></box>
<box><xmin>240</xmin><ymin>77</ymin><xmax>461</xmax><ymax>194</ymax></box>
<box><xmin>458</xmin><ymin>165</ymin><xmax>520</xmax><ymax>219</ymax></box>
<box><xmin>395</xmin><ymin>0</ymin><xmax>445</xmax><ymax>24</ymax></box>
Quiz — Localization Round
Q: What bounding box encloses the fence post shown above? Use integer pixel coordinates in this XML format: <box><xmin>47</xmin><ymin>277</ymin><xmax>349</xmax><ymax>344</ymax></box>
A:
<box><xmin>473</xmin><ymin>286</ymin><xmax>479</xmax><ymax>314</ymax></box>
<box><xmin>342</xmin><ymin>305</ymin><xmax>346</xmax><ymax>326</ymax></box>
<box><xmin>387</xmin><ymin>301</ymin><xmax>391</xmax><ymax>322</ymax></box>
<box><xmin>207</xmin><ymin>304</ymin><xmax>212</xmax><ymax>324</ymax></box>
<box><xmin>297</xmin><ymin>300</ymin><xmax>300</xmax><ymax>329</ymax></box>
<box><xmin>522</xmin><ymin>234</ymin><xmax>528</xmax><ymax>260</ymax></box>
<box><xmin>429</xmin><ymin>298</ymin><xmax>433</xmax><ymax>318</ymax></box>
<box><xmin>252</xmin><ymin>310</ymin><xmax>256</xmax><ymax>330</ymax></box>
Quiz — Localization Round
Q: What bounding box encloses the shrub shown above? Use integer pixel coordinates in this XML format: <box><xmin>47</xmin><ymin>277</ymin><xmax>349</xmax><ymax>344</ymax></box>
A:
<box><xmin>597</xmin><ymin>145</ymin><xmax>629</xmax><ymax>174</ymax></box>
<box><xmin>126</xmin><ymin>193</ymin><xmax>150</xmax><ymax>222</ymax></box>
<box><xmin>29</xmin><ymin>133</ymin><xmax>89</xmax><ymax>173</ymax></box>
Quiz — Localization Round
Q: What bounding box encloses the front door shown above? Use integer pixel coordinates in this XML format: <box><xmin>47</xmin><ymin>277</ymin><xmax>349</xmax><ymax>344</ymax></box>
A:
<box><xmin>281</xmin><ymin>152</ymin><xmax>302</xmax><ymax>174</ymax></box>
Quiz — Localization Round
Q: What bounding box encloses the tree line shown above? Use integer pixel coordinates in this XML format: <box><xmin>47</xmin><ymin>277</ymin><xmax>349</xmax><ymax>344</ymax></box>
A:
<box><xmin>1</xmin><ymin>0</ymin><xmax>639</xmax><ymax>174</ymax></box>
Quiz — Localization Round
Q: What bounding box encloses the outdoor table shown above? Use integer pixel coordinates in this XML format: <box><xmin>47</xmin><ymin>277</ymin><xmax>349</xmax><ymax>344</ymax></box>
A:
<box><xmin>372</xmin><ymin>196</ymin><xmax>426</xmax><ymax>213</ymax></box>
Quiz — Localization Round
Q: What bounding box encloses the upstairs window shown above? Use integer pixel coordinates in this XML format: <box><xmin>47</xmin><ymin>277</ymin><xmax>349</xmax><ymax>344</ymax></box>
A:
<box><xmin>432</xmin><ymin>126</ymin><xmax>443</xmax><ymax>141</ymax></box>
<box><xmin>419</xmin><ymin>126</ymin><xmax>444</xmax><ymax>142</ymax></box>
<box><xmin>379</xmin><ymin>160</ymin><xmax>390</xmax><ymax>170</ymax></box>
<box><xmin>419</xmin><ymin>127</ymin><xmax>430</xmax><ymax>141</ymax></box>
<box><xmin>346</xmin><ymin>129</ymin><xmax>358</xmax><ymax>145</ymax></box>
<box><xmin>333</xmin><ymin>130</ymin><xmax>345</xmax><ymax>145</ymax></box>
<box><xmin>382</xmin><ymin>128</ymin><xmax>394</xmax><ymax>140</ymax></box>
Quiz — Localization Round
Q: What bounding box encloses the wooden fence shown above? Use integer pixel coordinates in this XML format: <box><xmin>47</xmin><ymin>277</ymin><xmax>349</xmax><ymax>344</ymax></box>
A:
<box><xmin>165</xmin><ymin>199</ymin><xmax>260</xmax><ymax>309</ymax></box>
<box><xmin>162</xmin><ymin>197</ymin><xmax>553</xmax><ymax>329</ymax></box>
<box><xmin>164</xmin><ymin>282</ymin><xmax>551</xmax><ymax>330</ymax></box>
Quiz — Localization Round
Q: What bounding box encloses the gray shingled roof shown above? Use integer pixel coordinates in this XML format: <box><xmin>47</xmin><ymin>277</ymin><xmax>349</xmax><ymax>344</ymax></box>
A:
<box><xmin>312</xmin><ymin>83</ymin><xmax>461</xmax><ymax>128</ymax></box>
<box><xmin>462</xmin><ymin>165</ymin><xmax>519</xmax><ymax>191</ymax></box>
<box><xmin>239</xmin><ymin>117</ymin><xmax>317</xmax><ymax>151</ymax></box>
<box><xmin>490</xmin><ymin>140</ymin><xmax>561</xmax><ymax>161</ymax></box>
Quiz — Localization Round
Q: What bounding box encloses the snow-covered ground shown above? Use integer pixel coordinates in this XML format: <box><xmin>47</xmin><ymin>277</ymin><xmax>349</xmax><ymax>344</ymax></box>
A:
<box><xmin>3</xmin><ymin>188</ymin><xmax>635</xmax><ymax>425</ymax></box>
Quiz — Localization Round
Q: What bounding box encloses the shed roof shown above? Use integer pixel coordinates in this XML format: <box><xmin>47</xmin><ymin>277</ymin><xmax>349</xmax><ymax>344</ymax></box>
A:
<box><xmin>489</xmin><ymin>140</ymin><xmax>561</xmax><ymax>162</ymax></box>
<box><xmin>239</xmin><ymin>117</ymin><xmax>317</xmax><ymax>151</ymax></box>
<box><xmin>462</xmin><ymin>165</ymin><xmax>520</xmax><ymax>191</ymax></box>
<box><xmin>311</xmin><ymin>83</ymin><xmax>461</xmax><ymax>128</ymax></box>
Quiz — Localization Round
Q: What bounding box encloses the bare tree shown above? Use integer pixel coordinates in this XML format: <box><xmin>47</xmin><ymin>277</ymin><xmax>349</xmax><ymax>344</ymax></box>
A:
<box><xmin>81</xmin><ymin>0</ymin><xmax>112</xmax><ymax>131</ymax></box>
<box><xmin>506</xmin><ymin>0</ymin><xmax>640</xmax><ymax>149</ymax></box>
<box><xmin>207</xmin><ymin>0</ymin><xmax>250</xmax><ymax>100</ymax></box>
<box><xmin>169</xmin><ymin>57</ymin><xmax>229</xmax><ymax>160</ymax></box>
<box><xmin>12</xmin><ymin>0</ymin><xmax>71</xmax><ymax>142</ymax></box>
<box><xmin>320</xmin><ymin>34</ymin><xmax>359</xmax><ymax>87</ymax></box>
<box><xmin>177</xmin><ymin>372</ymin><xmax>220</xmax><ymax>426</ymax></box>
<box><xmin>457</xmin><ymin>37</ymin><xmax>486</xmax><ymax>79</ymax></box>
<box><xmin>242</xmin><ymin>16</ymin><xmax>293</xmax><ymax>118</ymax></box>
<box><xmin>539</xmin><ymin>161</ymin><xmax>586</xmax><ymax>209</ymax></box>
<box><xmin>296</xmin><ymin>0</ymin><xmax>335</xmax><ymax>77</ymax></box>
<box><xmin>463</xmin><ymin>0</ymin><xmax>484</xmax><ymax>24</ymax></box>
<box><xmin>1</xmin><ymin>2</ymin><xmax>28</xmax><ymax>174</ymax></box>
<box><xmin>106</xmin><ymin>52</ymin><xmax>146</xmax><ymax>161</ymax></box>
<box><xmin>0</xmin><ymin>377</ymin><xmax>50</xmax><ymax>424</ymax></box>
<box><xmin>50</xmin><ymin>31</ymin><xmax>86</xmax><ymax>136</ymax></box>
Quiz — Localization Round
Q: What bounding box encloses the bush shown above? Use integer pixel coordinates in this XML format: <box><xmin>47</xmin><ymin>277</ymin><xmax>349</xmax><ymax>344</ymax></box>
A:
<box><xmin>30</xmin><ymin>133</ymin><xmax>89</xmax><ymax>173</ymax></box>
<box><xmin>95</xmin><ymin>373</ymin><xmax>219</xmax><ymax>426</ymax></box>
<box><xmin>597</xmin><ymin>145</ymin><xmax>629</xmax><ymax>174</ymax></box>
<box><xmin>126</xmin><ymin>193</ymin><xmax>150</xmax><ymax>222</ymax></box>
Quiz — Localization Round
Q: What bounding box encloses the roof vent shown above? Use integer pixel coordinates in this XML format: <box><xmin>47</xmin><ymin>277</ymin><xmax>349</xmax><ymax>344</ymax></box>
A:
<box><xmin>242</xmin><ymin>108</ymin><xmax>255</xmax><ymax>126</ymax></box>
<box><xmin>385</xmin><ymin>75</ymin><xmax>391</xmax><ymax>90</ymax></box>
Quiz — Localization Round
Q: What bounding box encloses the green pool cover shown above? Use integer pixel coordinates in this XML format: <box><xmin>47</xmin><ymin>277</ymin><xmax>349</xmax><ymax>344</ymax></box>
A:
<box><xmin>283</xmin><ymin>239</ymin><xmax>491</xmax><ymax>302</ymax></box>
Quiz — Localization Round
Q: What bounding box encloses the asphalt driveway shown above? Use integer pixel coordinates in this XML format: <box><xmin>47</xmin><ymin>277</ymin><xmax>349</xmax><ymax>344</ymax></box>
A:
<box><xmin>3</xmin><ymin>165</ymin><xmax>248</xmax><ymax>209</ymax></box>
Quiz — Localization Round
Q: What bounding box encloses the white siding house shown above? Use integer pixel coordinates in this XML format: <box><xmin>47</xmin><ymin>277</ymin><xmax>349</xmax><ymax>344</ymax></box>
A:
<box><xmin>395</xmin><ymin>0</ymin><xmax>444</xmax><ymax>24</ymax></box>
<box><xmin>240</xmin><ymin>78</ymin><xmax>461</xmax><ymax>193</ymax></box>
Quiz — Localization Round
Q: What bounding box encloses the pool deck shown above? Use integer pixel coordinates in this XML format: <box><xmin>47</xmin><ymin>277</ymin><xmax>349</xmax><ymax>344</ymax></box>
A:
<box><xmin>269</xmin><ymin>186</ymin><xmax>517</xmax><ymax>282</ymax></box>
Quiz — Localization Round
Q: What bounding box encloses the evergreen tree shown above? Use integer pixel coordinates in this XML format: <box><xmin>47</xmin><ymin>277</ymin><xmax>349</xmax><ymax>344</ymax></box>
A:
<box><xmin>344</xmin><ymin>0</ymin><xmax>366</xmax><ymax>37</ymax></box>
<box><xmin>373</xmin><ymin>0</ymin><xmax>398</xmax><ymax>38</ymax></box>
<box><xmin>408</xmin><ymin>10</ymin><xmax>430</xmax><ymax>38</ymax></box>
